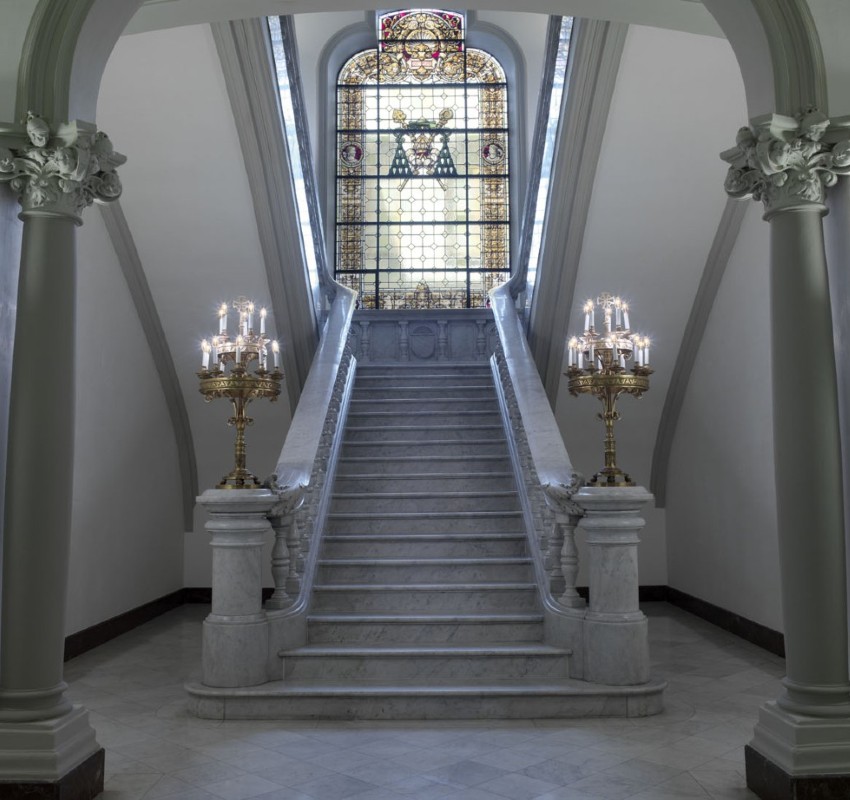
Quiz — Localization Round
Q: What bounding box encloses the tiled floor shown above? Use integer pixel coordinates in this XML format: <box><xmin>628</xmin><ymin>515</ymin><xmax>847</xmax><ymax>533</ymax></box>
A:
<box><xmin>65</xmin><ymin>602</ymin><xmax>780</xmax><ymax>799</ymax></box>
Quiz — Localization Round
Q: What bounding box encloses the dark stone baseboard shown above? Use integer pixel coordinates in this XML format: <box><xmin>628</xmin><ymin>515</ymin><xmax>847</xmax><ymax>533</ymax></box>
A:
<box><xmin>746</xmin><ymin>744</ymin><xmax>850</xmax><ymax>799</ymax></box>
<box><xmin>666</xmin><ymin>586</ymin><xmax>785</xmax><ymax>658</ymax></box>
<box><xmin>64</xmin><ymin>591</ymin><xmax>184</xmax><ymax>661</ymax></box>
<box><xmin>63</xmin><ymin>584</ymin><xmax>784</xmax><ymax>663</ymax></box>
<box><xmin>0</xmin><ymin>748</ymin><xmax>104</xmax><ymax>800</ymax></box>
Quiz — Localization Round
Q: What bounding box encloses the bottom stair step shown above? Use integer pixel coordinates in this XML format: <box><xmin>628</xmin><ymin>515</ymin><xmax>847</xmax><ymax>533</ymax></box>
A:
<box><xmin>186</xmin><ymin>677</ymin><xmax>667</xmax><ymax>720</ymax></box>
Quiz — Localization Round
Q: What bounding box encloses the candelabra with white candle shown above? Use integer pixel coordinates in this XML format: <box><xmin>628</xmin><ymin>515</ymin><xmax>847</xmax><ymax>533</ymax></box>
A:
<box><xmin>565</xmin><ymin>292</ymin><xmax>653</xmax><ymax>487</ymax></box>
<box><xmin>198</xmin><ymin>296</ymin><xmax>283</xmax><ymax>489</ymax></box>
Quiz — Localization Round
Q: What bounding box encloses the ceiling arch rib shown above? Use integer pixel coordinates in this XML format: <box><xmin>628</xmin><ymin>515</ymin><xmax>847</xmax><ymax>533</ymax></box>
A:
<box><xmin>99</xmin><ymin>200</ymin><xmax>199</xmax><ymax>529</ymax></box>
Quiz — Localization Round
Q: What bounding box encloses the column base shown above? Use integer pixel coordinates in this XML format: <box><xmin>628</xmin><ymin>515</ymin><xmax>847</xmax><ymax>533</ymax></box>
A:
<box><xmin>0</xmin><ymin>706</ymin><xmax>102</xmax><ymax>796</ymax></box>
<box><xmin>746</xmin><ymin>744</ymin><xmax>850</xmax><ymax>799</ymax></box>
<box><xmin>747</xmin><ymin>699</ymin><xmax>850</xmax><ymax>795</ymax></box>
<box><xmin>203</xmin><ymin>616</ymin><xmax>269</xmax><ymax>687</ymax></box>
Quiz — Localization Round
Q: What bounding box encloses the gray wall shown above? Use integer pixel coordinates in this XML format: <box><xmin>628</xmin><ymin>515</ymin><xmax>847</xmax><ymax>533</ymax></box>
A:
<box><xmin>665</xmin><ymin>202</ymin><xmax>782</xmax><ymax>632</ymax></box>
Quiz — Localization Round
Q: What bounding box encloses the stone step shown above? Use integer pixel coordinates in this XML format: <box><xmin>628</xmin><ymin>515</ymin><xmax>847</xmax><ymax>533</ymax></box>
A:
<box><xmin>326</xmin><ymin>510</ymin><xmax>524</xmax><ymax>534</ymax></box>
<box><xmin>311</xmin><ymin>583</ymin><xmax>539</xmax><ymax>613</ymax></box>
<box><xmin>340</xmin><ymin>440</ymin><xmax>510</xmax><ymax>459</ymax></box>
<box><xmin>337</xmin><ymin>455</ymin><xmax>512</xmax><ymax>475</ymax></box>
<box><xmin>344</xmin><ymin>425</ymin><xmax>505</xmax><ymax>443</ymax></box>
<box><xmin>348</xmin><ymin>398</ymin><xmax>499</xmax><ymax>413</ymax></box>
<box><xmin>279</xmin><ymin>644</ymin><xmax>571</xmax><ymax>683</ymax></box>
<box><xmin>317</xmin><ymin>557</ymin><xmax>534</xmax><ymax>584</ymax></box>
<box><xmin>355</xmin><ymin>365</ymin><xmax>492</xmax><ymax>375</ymax></box>
<box><xmin>354</xmin><ymin>374</ymin><xmax>494</xmax><ymax>387</ymax></box>
<box><xmin>306</xmin><ymin>613</ymin><xmax>545</xmax><ymax>644</ymax></box>
<box><xmin>187</xmin><ymin>678</ymin><xmax>667</xmax><ymax>720</ymax></box>
<box><xmin>353</xmin><ymin>385</ymin><xmax>496</xmax><ymax>399</ymax></box>
<box><xmin>330</xmin><ymin>490</ymin><xmax>521</xmax><ymax>514</ymax></box>
<box><xmin>333</xmin><ymin>472</ymin><xmax>516</xmax><ymax>494</ymax></box>
<box><xmin>322</xmin><ymin>533</ymin><xmax>527</xmax><ymax>558</ymax></box>
<box><xmin>346</xmin><ymin>410</ymin><xmax>502</xmax><ymax>427</ymax></box>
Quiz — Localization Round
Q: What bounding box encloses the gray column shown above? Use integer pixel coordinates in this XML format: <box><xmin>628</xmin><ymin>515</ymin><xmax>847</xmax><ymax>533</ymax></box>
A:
<box><xmin>0</xmin><ymin>117</ymin><xmax>124</xmax><ymax>794</ymax></box>
<box><xmin>0</xmin><ymin>214</ymin><xmax>78</xmax><ymax>722</ymax></box>
<box><xmin>767</xmin><ymin>204</ymin><xmax>850</xmax><ymax>716</ymax></box>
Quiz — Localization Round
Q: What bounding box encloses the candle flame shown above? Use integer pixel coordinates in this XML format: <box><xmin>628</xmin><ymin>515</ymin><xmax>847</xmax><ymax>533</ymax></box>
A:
<box><xmin>219</xmin><ymin>303</ymin><xmax>228</xmax><ymax>316</ymax></box>
<box><xmin>260</xmin><ymin>307</ymin><xmax>267</xmax><ymax>318</ymax></box>
<box><xmin>201</xmin><ymin>339</ymin><xmax>211</xmax><ymax>353</ymax></box>
<box><xmin>272</xmin><ymin>340</ymin><xmax>280</xmax><ymax>353</ymax></box>
<box><xmin>568</xmin><ymin>337</ymin><xmax>579</xmax><ymax>348</ymax></box>
<box><xmin>248</xmin><ymin>302</ymin><xmax>255</xmax><ymax>313</ymax></box>
<box><xmin>583</xmin><ymin>300</ymin><xmax>594</xmax><ymax>313</ymax></box>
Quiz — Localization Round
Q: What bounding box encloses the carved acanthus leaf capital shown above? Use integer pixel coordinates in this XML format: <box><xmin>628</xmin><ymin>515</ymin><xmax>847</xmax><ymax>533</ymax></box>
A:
<box><xmin>721</xmin><ymin>110</ymin><xmax>850</xmax><ymax>216</ymax></box>
<box><xmin>0</xmin><ymin>113</ymin><xmax>126</xmax><ymax>222</ymax></box>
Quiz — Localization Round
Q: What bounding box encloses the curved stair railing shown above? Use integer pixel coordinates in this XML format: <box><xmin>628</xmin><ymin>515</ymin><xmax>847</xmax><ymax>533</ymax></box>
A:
<box><xmin>263</xmin><ymin>284</ymin><xmax>357</xmax><ymax>645</ymax></box>
<box><xmin>489</xmin><ymin>282</ymin><xmax>588</xmax><ymax>659</ymax></box>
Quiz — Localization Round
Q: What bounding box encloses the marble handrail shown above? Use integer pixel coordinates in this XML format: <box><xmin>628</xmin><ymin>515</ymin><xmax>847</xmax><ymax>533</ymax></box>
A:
<box><xmin>489</xmin><ymin>283</ymin><xmax>585</xmax><ymax>611</ymax></box>
<box><xmin>265</xmin><ymin>285</ymin><xmax>357</xmax><ymax>612</ymax></box>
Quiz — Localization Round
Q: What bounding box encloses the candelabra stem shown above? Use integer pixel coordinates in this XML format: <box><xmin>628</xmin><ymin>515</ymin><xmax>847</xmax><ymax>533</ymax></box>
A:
<box><xmin>219</xmin><ymin>396</ymin><xmax>261</xmax><ymax>489</ymax></box>
<box><xmin>592</xmin><ymin>390</ymin><xmax>634</xmax><ymax>487</ymax></box>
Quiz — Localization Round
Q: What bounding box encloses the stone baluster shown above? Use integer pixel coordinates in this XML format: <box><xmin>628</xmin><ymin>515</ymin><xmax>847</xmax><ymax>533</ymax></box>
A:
<box><xmin>543</xmin><ymin>482</ymin><xmax>585</xmax><ymax>608</ymax></box>
<box><xmin>198</xmin><ymin>489</ymin><xmax>277</xmax><ymax>687</ymax></box>
<box><xmin>576</xmin><ymin>485</ymin><xmax>651</xmax><ymax>685</ymax></box>
<box><xmin>437</xmin><ymin>319</ymin><xmax>448</xmax><ymax>360</ymax></box>
<box><xmin>475</xmin><ymin>318</ymin><xmax>487</xmax><ymax>360</ymax></box>
<box><xmin>398</xmin><ymin>319</ymin><xmax>409</xmax><ymax>360</ymax></box>
<box><xmin>265</xmin><ymin>483</ymin><xmax>305</xmax><ymax>610</ymax></box>
<box><xmin>360</xmin><ymin>319</ymin><xmax>371</xmax><ymax>362</ymax></box>
<box><xmin>0</xmin><ymin>117</ymin><xmax>124</xmax><ymax>795</ymax></box>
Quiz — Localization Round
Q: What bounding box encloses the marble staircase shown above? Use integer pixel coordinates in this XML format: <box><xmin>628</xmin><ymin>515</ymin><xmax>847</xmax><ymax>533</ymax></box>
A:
<box><xmin>265</xmin><ymin>363</ymin><xmax>651</xmax><ymax>718</ymax></box>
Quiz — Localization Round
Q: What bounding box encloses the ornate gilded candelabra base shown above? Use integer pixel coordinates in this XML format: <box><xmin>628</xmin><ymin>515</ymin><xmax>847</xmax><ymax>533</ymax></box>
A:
<box><xmin>198</xmin><ymin>366</ymin><xmax>283</xmax><ymax>490</ymax></box>
<box><xmin>567</xmin><ymin>365</ymin><xmax>652</xmax><ymax>488</ymax></box>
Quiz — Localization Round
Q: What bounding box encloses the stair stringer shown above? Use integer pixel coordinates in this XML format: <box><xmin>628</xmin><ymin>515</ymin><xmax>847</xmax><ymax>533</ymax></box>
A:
<box><xmin>489</xmin><ymin>353</ymin><xmax>587</xmax><ymax>679</ymax></box>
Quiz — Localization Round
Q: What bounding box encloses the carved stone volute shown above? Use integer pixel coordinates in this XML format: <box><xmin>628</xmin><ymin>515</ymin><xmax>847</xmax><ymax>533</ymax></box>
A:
<box><xmin>721</xmin><ymin>110</ymin><xmax>850</xmax><ymax>217</ymax></box>
<box><xmin>0</xmin><ymin>114</ymin><xmax>126</xmax><ymax>222</ymax></box>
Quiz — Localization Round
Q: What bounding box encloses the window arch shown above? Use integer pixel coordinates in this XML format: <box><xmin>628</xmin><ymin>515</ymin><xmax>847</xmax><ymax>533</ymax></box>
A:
<box><xmin>335</xmin><ymin>10</ymin><xmax>510</xmax><ymax>309</ymax></box>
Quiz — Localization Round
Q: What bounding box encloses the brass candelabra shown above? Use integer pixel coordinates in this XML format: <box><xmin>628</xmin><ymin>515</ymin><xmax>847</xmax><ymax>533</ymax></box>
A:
<box><xmin>197</xmin><ymin>297</ymin><xmax>283</xmax><ymax>489</ymax></box>
<box><xmin>565</xmin><ymin>293</ymin><xmax>653</xmax><ymax>487</ymax></box>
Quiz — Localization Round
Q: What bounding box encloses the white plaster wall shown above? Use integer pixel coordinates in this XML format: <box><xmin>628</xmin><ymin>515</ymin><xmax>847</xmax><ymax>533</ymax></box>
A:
<box><xmin>554</xmin><ymin>24</ymin><xmax>747</xmax><ymax>587</ymax></box>
<box><xmin>67</xmin><ymin>209</ymin><xmax>184</xmax><ymax>634</ymax></box>
<box><xmin>665</xmin><ymin>202</ymin><xmax>781</xmax><ymax>632</ymax></box>
<box><xmin>97</xmin><ymin>24</ymin><xmax>292</xmax><ymax>589</ymax></box>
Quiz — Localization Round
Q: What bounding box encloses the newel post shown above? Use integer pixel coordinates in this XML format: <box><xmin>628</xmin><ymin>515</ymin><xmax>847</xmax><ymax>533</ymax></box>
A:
<box><xmin>197</xmin><ymin>488</ymin><xmax>277</xmax><ymax>687</ymax></box>
<box><xmin>576</xmin><ymin>485</ymin><xmax>652</xmax><ymax>685</ymax></box>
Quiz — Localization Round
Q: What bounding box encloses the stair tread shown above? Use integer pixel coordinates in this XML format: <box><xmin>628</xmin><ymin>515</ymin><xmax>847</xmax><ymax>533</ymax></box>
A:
<box><xmin>332</xmin><ymin>491</ymin><xmax>517</xmax><ymax>499</ymax></box>
<box><xmin>335</xmin><ymin>472</ymin><xmax>513</xmax><ymax>480</ymax></box>
<box><xmin>319</xmin><ymin>557</ymin><xmax>531</xmax><ymax>566</ymax></box>
<box><xmin>328</xmin><ymin>511</ymin><xmax>521</xmax><ymax>518</ymax></box>
<box><xmin>282</xmin><ymin>644</ymin><xmax>568</xmax><ymax>657</ymax></box>
<box><xmin>308</xmin><ymin>613</ymin><xmax>543</xmax><ymax>623</ymax></box>
<box><xmin>324</xmin><ymin>533</ymin><xmax>524</xmax><ymax>540</ymax></box>
<box><xmin>191</xmin><ymin>679</ymin><xmax>664</xmax><ymax>698</ymax></box>
<box><xmin>314</xmin><ymin>582</ymin><xmax>536</xmax><ymax>591</ymax></box>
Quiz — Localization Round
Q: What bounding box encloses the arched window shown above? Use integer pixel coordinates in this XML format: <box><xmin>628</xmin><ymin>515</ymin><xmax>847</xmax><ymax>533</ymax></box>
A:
<box><xmin>335</xmin><ymin>10</ymin><xmax>510</xmax><ymax>309</ymax></box>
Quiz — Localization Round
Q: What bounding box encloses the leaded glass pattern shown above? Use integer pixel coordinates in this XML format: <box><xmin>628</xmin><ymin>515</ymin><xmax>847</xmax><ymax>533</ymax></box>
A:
<box><xmin>336</xmin><ymin>10</ymin><xmax>510</xmax><ymax>309</ymax></box>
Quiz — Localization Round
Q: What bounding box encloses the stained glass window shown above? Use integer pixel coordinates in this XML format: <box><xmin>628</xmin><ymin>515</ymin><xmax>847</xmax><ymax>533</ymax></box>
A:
<box><xmin>336</xmin><ymin>10</ymin><xmax>510</xmax><ymax>309</ymax></box>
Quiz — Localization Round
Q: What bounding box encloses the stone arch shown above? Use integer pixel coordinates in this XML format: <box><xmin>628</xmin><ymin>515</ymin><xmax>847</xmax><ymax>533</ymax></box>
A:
<box><xmin>10</xmin><ymin>0</ymin><xmax>829</xmax><ymax>131</ymax></box>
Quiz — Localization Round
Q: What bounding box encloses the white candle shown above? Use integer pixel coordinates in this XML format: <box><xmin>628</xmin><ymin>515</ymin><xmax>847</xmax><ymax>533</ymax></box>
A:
<box><xmin>623</xmin><ymin>306</ymin><xmax>630</xmax><ymax>331</ymax></box>
<box><xmin>260</xmin><ymin>307</ymin><xmax>267</xmax><ymax>336</ymax></box>
<box><xmin>247</xmin><ymin>302</ymin><xmax>255</xmax><ymax>333</ymax></box>
<box><xmin>211</xmin><ymin>337</ymin><xmax>219</xmax><ymax>369</ymax></box>
<box><xmin>619</xmin><ymin>353</ymin><xmax>626</xmax><ymax>369</ymax></box>
<box><xmin>589</xmin><ymin>343</ymin><xmax>595</xmax><ymax>368</ymax></box>
<box><xmin>577</xmin><ymin>350</ymin><xmax>584</xmax><ymax>369</ymax></box>
<box><xmin>272</xmin><ymin>340</ymin><xmax>280</xmax><ymax>369</ymax></box>
<box><xmin>236</xmin><ymin>335</ymin><xmax>243</xmax><ymax>364</ymax></box>
<box><xmin>589</xmin><ymin>302</ymin><xmax>595</xmax><ymax>331</ymax></box>
<box><xmin>201</xmin><ymin>339</ymin><xmax>210</xmax><ymax>370</ymax></box>
<box><xmin>219</xmin><ymin>303</ymin><xmax>228</xmax><ymax>335</ymax></box>
<box><xmin>604</xmin><ymin>309</ymin><xmax>612</xmax><ymax>333</ymax></box>
<box><xmin>614</xmin><ymin>297</ymin><xmax>621</xmax><ymax>327</ymax></box>
<box><xmin>644</xmin><ymin>339</ymin><xmax>650</xmax><ymax>366</ymax></box>
<box><xmin>261</xmin><ymin>345</ymin><xmax>268</xmax><ymax>371</ymax></box>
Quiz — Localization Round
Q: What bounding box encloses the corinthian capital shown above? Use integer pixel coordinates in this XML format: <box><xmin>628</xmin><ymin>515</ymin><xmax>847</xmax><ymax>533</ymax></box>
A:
<box><xmin>721</xmin><ymin>110</ymin><xmax>850</xmax><ymax>217</ymax></box>
<box><xmin>0</xmin><ymin>113</ymin><xmax>126</xmax><ymax>222</ymax></box>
